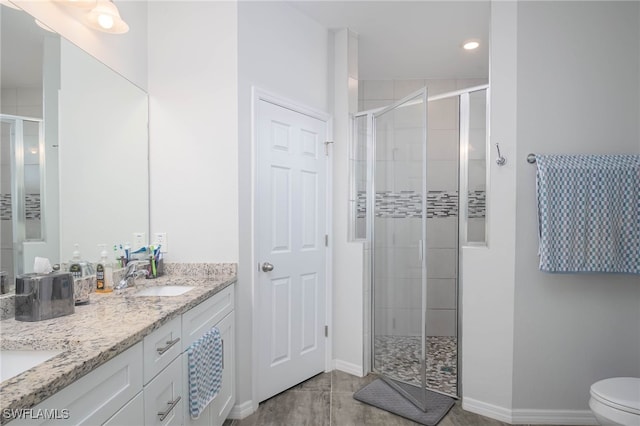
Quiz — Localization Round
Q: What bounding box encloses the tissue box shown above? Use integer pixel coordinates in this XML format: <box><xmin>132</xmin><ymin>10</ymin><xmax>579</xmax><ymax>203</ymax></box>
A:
<box><xmin>15</xmin><ymin>272</ymin><xmax>75</xmax><ymax>322</ymax></box>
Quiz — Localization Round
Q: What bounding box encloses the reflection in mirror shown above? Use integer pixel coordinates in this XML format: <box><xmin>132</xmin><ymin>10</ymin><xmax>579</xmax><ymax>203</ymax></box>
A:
<box><xmin>0</xmin><ymin>4</ymin><xmax>149</xmax><ymax>293</ymax></box>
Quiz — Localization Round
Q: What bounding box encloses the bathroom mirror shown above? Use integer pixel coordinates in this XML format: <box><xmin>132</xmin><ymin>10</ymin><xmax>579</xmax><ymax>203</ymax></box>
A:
<box><xmin>1</xmin><ymin>4</ymin><xmax>149</xmax><ymax>291</ymax></box>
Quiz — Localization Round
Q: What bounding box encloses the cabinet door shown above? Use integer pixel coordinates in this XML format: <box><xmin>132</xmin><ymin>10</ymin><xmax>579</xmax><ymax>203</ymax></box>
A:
<box><xmin>9</xmin><ymin>343</ymin><xmax>143</xmax><ymax>426</ymax></box>
<box><xmin>209</xmin><ymin>312</ymin><xmax>235</xmax><ymax>426</ymax></box>
<box><xmin>144</xmin><ymin>316</ymin><xmax>182</xmax><ymax>385</ymax></box>
<box><xmin>103</xmin><ymin>392</ymin><xmax>144</xmax><ymax>426</ymax></box>
<box><xmin>144</xmin><ymin>356</ymin><xmax>183</xmax><ymax>426</ymax></box>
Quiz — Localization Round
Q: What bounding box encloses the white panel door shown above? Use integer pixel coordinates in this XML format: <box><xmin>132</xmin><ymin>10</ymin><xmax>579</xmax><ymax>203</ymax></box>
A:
<box><xmin>257</xmin><ymin>99</ymin><xmax>327</xmax><ymax>402</ymax></box>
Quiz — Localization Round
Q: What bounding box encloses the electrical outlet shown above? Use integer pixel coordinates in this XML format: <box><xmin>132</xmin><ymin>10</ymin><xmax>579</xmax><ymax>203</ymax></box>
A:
<box><xmin>132</xmin><ymin>232</ymin><xmax>146</xmax><ymax>249</ymax></box>
<box><xmin>153</xmin><ymin>233</ymin><xmax>168</xmax><ymax>253</ymax></box>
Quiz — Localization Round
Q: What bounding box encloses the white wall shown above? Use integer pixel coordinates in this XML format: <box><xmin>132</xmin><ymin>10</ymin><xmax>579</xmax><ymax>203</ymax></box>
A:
<box><xmin>464</xmin><ymin>2</ymin><xmax>640</xmax><ymax>424</ymax></box>
<box><xmin>147</xmin><ymin>1</ymin><xmax>238</xmax><ymax>263</ymax></box>
<box><xmin>512</xmin><ymin>0</ymin><xmax>640</xmax><ymax>418</ymax></box>
<box><xmin>460</xmin><ymin>1</ymin><xmax>518</xmax><ymax>420</ymax></box>
<box><xmin>332</xmin><ymin>29</ymin><xmax>365</xmax><ymax>375</ymax></box>
<box><xmin>14</xmin><ymin>0</ymin><xmax>148</xmax><ymax>90</ymax></box>
<box><xmin>237</xmin><ymin>0</ymin><xmax>329</xmax><ymax>411</ymax></box>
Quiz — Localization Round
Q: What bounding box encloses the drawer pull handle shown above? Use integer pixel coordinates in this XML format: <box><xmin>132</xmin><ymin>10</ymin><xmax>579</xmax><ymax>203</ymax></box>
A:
<box><xmin>156</xmin><ymin>337</ymin><xmax>180</xmax><ymax>355</ymax></box>
<box><xmin>157</xmin><ymin>396</ymin><xmax>181</xmax><ymax>421</ymax></box>
<box><xmin>221</xmin><ymin>339</ymin><xmax>224</xmax><ymax>370</ymax></box>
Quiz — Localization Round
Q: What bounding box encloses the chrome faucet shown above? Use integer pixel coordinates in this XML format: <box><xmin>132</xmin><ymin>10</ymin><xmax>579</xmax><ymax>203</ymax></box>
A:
<box><xmin>114</xmin><ymin>261</ymin><xmax>148</xmax><ymax>292</ymax></box>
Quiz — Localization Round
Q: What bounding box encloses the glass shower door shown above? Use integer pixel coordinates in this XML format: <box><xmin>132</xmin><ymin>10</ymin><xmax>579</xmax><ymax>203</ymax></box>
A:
<box><xmin>371</xmin><ymin>88</ymin><xmax>429</xmax><ymax>409</ymax></box>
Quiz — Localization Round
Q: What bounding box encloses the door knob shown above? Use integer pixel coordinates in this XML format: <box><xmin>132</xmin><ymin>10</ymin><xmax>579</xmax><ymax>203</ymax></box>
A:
<box><xmin>261</xmin><ymin>262</ymin><xmax>274</xmax><ymax>272</ymax></box>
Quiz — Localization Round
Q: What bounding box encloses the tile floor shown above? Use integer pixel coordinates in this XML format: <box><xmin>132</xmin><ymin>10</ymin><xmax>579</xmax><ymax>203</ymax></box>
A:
<box><xmin>224</xmin><ymin>371</ymin><xmax>580</xmax><ymax>426</ymax></box>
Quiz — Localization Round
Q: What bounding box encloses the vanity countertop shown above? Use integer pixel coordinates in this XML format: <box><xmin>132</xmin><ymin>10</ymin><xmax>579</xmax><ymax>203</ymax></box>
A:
<box><xmin>0</xmin><ymin>271</ymin><xmax>236</xmax><ymax>422</ymax></box>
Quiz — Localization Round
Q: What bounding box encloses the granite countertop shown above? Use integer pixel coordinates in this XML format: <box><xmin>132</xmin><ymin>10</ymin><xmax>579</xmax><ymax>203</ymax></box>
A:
<box><xmin>0</xmin><ymin>267</ymin><xmax>236</xmax><ymax>423</ymax></box>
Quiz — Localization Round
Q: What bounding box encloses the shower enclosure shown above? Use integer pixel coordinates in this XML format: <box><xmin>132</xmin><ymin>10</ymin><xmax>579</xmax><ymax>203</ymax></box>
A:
<box><xmin>1</xmin><ymin>115</ymin><xmax>45</xmax><ymax>292</ymax></box>
<box><xmin>354</xmin><ymin>84</ymin><xmax>488</xmax><ymax>410</ymax></box>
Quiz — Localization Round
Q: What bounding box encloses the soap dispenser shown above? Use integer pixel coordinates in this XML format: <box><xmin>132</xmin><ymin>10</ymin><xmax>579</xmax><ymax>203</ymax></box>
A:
<box><xmin>96</xmin><ymin>244</ymin><xmax>113</xmax><ymax>293</ymax></box>
<box><xmin>68</xmin><ymin>244</ymin><xmax>95</xmax><ymax>278</ymax></box>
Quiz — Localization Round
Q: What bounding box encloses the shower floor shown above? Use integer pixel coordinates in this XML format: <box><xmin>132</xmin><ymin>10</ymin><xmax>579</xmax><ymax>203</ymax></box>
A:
<box><xmin>373</xmin><ymin>335</ymin><xmax>457</xmax><ymax>396</ymax></box>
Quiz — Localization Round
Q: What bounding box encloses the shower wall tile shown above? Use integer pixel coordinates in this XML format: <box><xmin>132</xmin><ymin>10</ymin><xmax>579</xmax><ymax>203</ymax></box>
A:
<box><xmin>363</xmin><ymin>80</ymin><xmax>394</xmax><ymax>100</ymax></box>
<box><xmin>394</xmin><ymin>103</ymin><xmax>423</xmax><ymax>129</ymax></box>
<box><xmin>394</xmin><ymin>79</ymin><xmax>426</xmax><ymax>100</ymax></box>
<box><xmin>1</xmin><ymin>222</ymin><xmax>12</xmax><ymax>248</ymax></box>
<box><xmin>428</xmin><ymin>98</ymin><xmax>458</xmax><ymax>130</ymax></box>
<box><xmin>424</xmin><ymin>79</ymin><xmax>457</xmax><ymax>97</ymax></box>
<box><xmin>426</xmin><ymin>309</ymin><xmax>456</xmax><ymax>336</ymax></box>
<box><xmin>427</xmin><ymin>160</ymin><xmax>458</xmax><ymax>191</ymax></box>
<box><xmin>427</xmin><ymin>279</ymin><xmax>456</xmax><ymax>309</ymax></box>
<box><xmin>363</xmin><ymin>100</ymin><xmax>391</xmax><ymax>111</ymax></box>
<box><xmin>393</xmin><ymin>128</ymin><xmax>422</xmax><ymax>160</ymax></box>
<box><xmin>427</xmin><ymin>248</ymin><xmax>457</xmax><ymax>279</ymax></box>
<box><xmin>468</xmin><ymin>160</ymin><xmax>487</xmax><ymax>192</ymax></box>
<box><xmin>456</xmin><ymin>78</ymin><xmax>488</xmax><ymax>90</ymax></box>
<box><xmin>426</xmin><ymin>217</ymin><xmax>458</xmax><ymax>248</ymax></box>
<box><xmin>17</xmin><ymin>88</ymin><xmax>43</xmax><ymax>106</ymax></box>
<box><xmin>469</xmin><ymin>129</ymin><xmax>487</xmax><ymax>160</ymax></box>
<box><xmin>428</xmin><ymin>129</ymin><xmax>458</xmax><ymax>161</ymax></box>
<box><xmin>1</xmin><ymin>89</ymin><xmax>17</xmax><ymax>110</ymax></box>
<box><xmin>468</xmin><ymin>218</ymin><xmax>486</xmax><ymax>242</ymax></box>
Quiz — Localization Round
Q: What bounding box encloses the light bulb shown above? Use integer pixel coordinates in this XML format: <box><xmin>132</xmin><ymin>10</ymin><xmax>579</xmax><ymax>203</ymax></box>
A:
<box><xmin>98</xmin><ymin>13</ymin><xmax>114</xmax><ymax>29</ymax></box>
<box><xmin>463</xmin><ymin>41</ymin><xmax>480</xmax><ymax>50</ymax></box>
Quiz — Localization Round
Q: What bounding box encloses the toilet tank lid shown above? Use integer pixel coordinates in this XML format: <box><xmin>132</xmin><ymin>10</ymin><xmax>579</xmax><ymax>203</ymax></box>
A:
<box><xmin>591</xmin><ymin>377</ymin><xmax>640</xmax><ymax>413</ymax></box>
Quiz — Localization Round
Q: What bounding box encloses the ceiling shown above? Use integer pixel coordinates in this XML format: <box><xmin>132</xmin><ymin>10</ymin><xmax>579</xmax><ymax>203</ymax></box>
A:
<box><xmin>1</xmin><ymin>1</ymin><xmax>491</xmax><ymax>88</ymax></box>
<box><xmin>288</xmin><ymin>1</ymin><xmax>490</xmax><ymax>80</ymax></box>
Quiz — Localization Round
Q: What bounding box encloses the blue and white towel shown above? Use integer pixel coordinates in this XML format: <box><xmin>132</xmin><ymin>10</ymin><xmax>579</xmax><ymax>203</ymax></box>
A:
<box><xmin>536</xmin><ymin>154</ymin><xmax>640</xmax><ymax>274</ymax></box>
<box><xmin>187</xmin><ymin>327</ymin><xmax>223</xmax><ymax>419</ymax></box>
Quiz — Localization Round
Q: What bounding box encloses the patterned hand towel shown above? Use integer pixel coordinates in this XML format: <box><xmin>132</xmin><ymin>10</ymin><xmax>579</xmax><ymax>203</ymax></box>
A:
<box><xmin>187</xmin><ymin>327</ymin><xmax>223</xmax><ymax>419</ymax></box>
<box><xmin>536</xmin><ymin>154</ymin><xmax>640</xmax><ymax>274</ymax></box>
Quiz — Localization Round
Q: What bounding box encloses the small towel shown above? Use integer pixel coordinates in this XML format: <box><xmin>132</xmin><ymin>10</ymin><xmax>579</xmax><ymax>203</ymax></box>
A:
<box><xmin>187</xmin><ymin>327</ymin><xmax>223</xmax><ymax>419</ymax></box>
<box><xmin>536</xmin><ymin>154</ymin><xmax>640</xmax><ymax>274</ymax></box>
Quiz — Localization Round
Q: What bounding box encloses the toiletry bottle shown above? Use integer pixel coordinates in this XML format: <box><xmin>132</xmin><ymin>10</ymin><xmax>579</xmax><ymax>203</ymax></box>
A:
<box><xmin>69</xmin><ymin>244</ymin><xmax>83</xmax><ymax>279</ymax></box>
<box><xmin>96</xmin><ymin>244</ymin><xmax>113</xmax><ymax>293</ymax></box>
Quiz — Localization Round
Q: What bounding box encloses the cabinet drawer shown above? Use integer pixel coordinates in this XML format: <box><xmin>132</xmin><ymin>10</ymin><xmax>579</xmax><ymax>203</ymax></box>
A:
<box><xmin>10</xmin><ymin>343</ymin><xmax>143</xmax><ymax>426</ymax></box>
<box><xmin>103</xmin><ymin>391</ymin><xmax>144</xmax><ymax>426</ymax></box>
<box><xmin>143</xmin><ymin>316</ymin><xmax>182</xmax><ymax>385</ymax></box>
<box><xmin>182</xmin><ymin>285</ymin><xmax>234</xmax><ymax>351</ymax></box>
<box><xmin>143</xmin><ymin>356</ymin><xmax>183</xmax><ymax>426</ymax></box>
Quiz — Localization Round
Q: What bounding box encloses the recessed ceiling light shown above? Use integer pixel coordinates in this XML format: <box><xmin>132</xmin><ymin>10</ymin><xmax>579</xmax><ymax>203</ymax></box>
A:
<box><xmin>463</xmin><ymin>40</ymin><xmax>480</xmax><ymax>50</ymax></box>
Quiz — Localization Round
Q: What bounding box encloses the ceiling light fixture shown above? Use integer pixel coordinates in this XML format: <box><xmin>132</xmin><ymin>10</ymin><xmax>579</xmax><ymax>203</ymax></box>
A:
<box><xmin>86</xmin><ymin>0</ymin><xmax>129</xmax><ymax>34</ymax></box>
<box><xmin>463</xmin><ymin>40</ymin><xmax>480</xmax><ymax>50</ymax></box>
<box><xmin>55</xmin><ymin>0</ymin><xmax>97</xmax><ymax>9</ymax></box>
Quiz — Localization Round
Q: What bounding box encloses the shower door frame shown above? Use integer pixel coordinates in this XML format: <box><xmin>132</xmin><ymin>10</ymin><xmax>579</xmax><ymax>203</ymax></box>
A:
<box><xmin>367</xmin><ymin>88</ymin><xmax>430</xmax><ymax>411</ymax></box>
<box><xmin>361</xmin><ymin>84</ymin><xmax>491</xmax><ymax>407</ymax></box>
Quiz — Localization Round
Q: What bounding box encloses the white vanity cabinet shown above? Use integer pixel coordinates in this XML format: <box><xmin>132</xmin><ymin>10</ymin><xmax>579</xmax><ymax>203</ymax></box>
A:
<box><xmin>182</xmin><ymin>285</ymin><xmax>235</xmax><ymax>426</ymax></box>
<box><xmin>10</xmin><ymin>342</ymin><xmax>144</xmax><ymax>426</ymax></box>
<box><xmin>143</xmin><ymin>316</ymin><xmax>184</xmax><ymax>426</ymax></box>
<box><xmin>8</xmin><ymin>283</ymin><xmax>236</xmax><ymax>426</ymax></box>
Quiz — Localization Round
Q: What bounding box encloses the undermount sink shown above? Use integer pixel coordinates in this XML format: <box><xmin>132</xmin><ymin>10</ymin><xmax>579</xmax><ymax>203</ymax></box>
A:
<box><xmin>0</xmin><ymin>349</ymin><xmax>64</xmax><ymax>382</ymax></box>
<box><xmin>132</xmin><ymin>286</ymin><xmax>194</xmax><ymax>297</ymax></box>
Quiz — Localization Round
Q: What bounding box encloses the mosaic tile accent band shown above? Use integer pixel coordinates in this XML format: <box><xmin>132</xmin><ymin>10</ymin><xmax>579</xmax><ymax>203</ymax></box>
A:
<box><xmin>357</xmin><ymin>190</ymin><xmax>485</xmax><ymax>219</ymax></box>
<box><xmin>0</xmin><ymin>193</ymin><xmax>41</xmax><ymax>220</ymax></box>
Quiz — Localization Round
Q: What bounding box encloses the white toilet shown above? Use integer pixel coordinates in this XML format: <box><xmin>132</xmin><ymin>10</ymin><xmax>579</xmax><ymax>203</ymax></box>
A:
<box><xmin>589</xmin><ymin>377</ymin><xmax>640</xmax><ymax>426</ymax></box>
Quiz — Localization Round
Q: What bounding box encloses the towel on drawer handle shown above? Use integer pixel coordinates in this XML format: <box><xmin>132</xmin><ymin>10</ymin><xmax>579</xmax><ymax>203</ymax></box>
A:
<box><xmin>187</xmin><ymin>327</ymin><xmax>223</xmax><ymax>419</ymax></box>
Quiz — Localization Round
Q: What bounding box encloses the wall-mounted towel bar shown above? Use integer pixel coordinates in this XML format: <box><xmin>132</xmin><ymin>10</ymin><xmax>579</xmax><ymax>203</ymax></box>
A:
<box><xmin>527</xmin><ymin>153</ymin><xmax>536</xmax><ymax>164</ymax></box>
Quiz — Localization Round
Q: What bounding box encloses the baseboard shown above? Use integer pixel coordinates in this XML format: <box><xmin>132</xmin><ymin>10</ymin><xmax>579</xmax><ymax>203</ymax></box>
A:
<box><xmin>462</xmin><ymin>397</ymin><xmax>598</xmax><ymax>425</ymax></box>
<box><xmin>228</xmin><ymin>400</ymin><xmax>256</xmax><ymax>420</ymax></box>
<box><xmin>510</xmin><ymin>408</ymin><xmax>598</xmax><ymax>425</ymax></box>
<box><xmin>333</xmin><ymin>359</ymin><xmax>364</xmax><ymax>377</ymax></box>
<box><xmin>462</xmin><ymin>397</ymin><xmax>514</xmax><ymax>423</ymax></box>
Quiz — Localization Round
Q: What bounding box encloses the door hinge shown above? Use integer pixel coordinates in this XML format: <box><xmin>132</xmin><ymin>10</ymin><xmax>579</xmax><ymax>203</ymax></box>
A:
<box><xmin>325</xmin><ymin>234</ymin><xmax>329</xmax><ymax>247</ymax></box>
<box><xmin>325</xmin><ymin>325</ymin><xmax>328</xmax><ymax>337</ymax></box>
<box><xmin>324</xmin><ymin>141</ymin><xmax>334</xmax><ymax>156</ymax></box>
